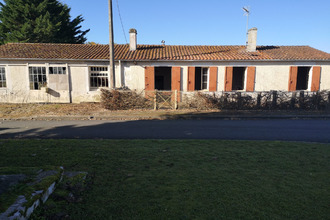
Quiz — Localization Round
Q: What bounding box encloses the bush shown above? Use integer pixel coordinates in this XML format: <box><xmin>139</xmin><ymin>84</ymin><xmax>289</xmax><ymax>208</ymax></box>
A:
<box><xmin>100</xmin><ymin>89</ymin><xmax>150</xmax><ymax>110</ymax></box>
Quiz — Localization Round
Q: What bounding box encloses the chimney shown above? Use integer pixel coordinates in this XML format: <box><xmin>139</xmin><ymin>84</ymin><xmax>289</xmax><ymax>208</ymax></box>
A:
<box><xmin>246</xmin><ymin>27</ymin><xmax>257</xmax><ymax>52</ymax></box>
<box><xmin>129</xmin><ymin>28</ymin><xmax>137</xmax><ymax>51</ymax></box>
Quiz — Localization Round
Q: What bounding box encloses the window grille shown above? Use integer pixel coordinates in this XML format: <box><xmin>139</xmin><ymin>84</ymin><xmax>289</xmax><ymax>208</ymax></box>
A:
<box><xmin>0</xmin><ymin>67</ymin><xmax>6</xmax><ymax>88</ymax></box>
<box><xmin>49</xmin><ymin>67</ymin><xmax>66</xmax><ymax>74</ymax></box>
<box><xmin>90</xmin><ymin>67</ymin><xmax>109</xmax><ymax>88</ymax></box>
<box><xmin>29</xmin><ymin>67</ymin><xmax>47</xmax><ymax>90</ymax></box>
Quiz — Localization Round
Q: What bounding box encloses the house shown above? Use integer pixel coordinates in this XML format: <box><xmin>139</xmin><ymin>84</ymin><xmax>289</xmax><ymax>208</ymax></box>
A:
<box><xmin>0</xmin><ymin>28</ymin><xmax>329</xmax><ymax>103</ymax></box>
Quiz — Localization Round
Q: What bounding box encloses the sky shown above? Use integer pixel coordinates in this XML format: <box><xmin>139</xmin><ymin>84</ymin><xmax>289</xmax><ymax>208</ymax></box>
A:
<box><xmin>10</xmin><ymin>0</ymin><xmax>330</xmax><ymax>52</ymax></box>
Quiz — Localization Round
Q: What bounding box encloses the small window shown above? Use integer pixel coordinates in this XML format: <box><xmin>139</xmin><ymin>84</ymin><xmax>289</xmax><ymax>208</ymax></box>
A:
<box><xmin>296</xmin><ymin>67</ymin><xmax>310</xmax><ymax>90</ymax></box>
<box><xmin>195</xmin><ymin>67</ymin><xmax>208</xmax><ymax>90</ymax></box>
<box><xmin>49</xmin><ymin>67</ymin><xmax>66</xmax><ymax>74</ymax></box>
<box><xmin>90</xmin><ymin>67</ymin><xmax>109</xmax><ymax>88</ymax></box>
<box><xmin>232</xmin><ymin>67</ymin><xmax>246</xmax><ymax>90</ymax></box>
<box><xmin>0</xmin><ymin>67</ymin><xmax>6</xmax><ymax>88</ymax></box>
<box><xmin>29</xmin><ymin>67</ymin><xmax>47</xmax><ymax>90</ymax></box>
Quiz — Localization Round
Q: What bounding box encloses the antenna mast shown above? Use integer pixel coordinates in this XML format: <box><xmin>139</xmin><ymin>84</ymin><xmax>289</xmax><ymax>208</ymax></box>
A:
<box><xmin>242</xmin><ymin>6</ymin><xmax>250</xmax><ymax>45</ymax></box>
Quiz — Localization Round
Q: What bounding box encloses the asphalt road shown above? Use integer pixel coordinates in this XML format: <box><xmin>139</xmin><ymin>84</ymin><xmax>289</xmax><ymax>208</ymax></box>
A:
<box><xmin>0</xmin><ymin>119</ymin><xmax>330</xmax><ymax>143</ymax></box>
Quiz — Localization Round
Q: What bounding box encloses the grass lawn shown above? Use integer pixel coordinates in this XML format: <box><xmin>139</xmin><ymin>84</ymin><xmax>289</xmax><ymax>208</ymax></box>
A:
<box><xmin>0</xmin><ymin>140</ymin><xmax>329</xmax><ymax>219</ymax></box>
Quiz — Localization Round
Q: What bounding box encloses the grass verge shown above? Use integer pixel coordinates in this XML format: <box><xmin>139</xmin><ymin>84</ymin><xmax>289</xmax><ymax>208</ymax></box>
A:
<box><xmin>0</xmin><ymin>140</ymin><xmax>329</xmax><ymax>219</ymax></box>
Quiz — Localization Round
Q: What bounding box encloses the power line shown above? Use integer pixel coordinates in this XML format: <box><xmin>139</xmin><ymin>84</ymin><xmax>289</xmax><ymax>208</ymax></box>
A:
<box><xmin>116</xmin><ymin>0</ymin><xmax>128</xmax><ymax>44</ymax></box>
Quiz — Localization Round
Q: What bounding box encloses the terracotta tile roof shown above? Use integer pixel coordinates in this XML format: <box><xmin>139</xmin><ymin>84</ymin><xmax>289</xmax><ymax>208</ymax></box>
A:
<box><xmin>0</xmin><ymin>43</ymin><xmax>329</xmax><ymax>61</ymax></box>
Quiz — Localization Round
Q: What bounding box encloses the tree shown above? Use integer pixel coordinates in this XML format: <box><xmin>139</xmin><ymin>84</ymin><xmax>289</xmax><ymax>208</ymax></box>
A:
<box><xmin>0</xmin><ymin>0</ymin><xmax>90</xmax><ymax>44</ymax></box>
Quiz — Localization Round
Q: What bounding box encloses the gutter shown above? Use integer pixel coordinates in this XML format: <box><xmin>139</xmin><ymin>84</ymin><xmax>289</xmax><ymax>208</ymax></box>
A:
<box><xmin>0</xmin><ymin>58</ymin><xmax>329</xmax><ymax>63</ymax></box>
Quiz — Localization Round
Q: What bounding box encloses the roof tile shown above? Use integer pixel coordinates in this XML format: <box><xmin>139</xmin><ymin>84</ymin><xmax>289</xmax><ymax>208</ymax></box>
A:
<box><xmin>0</xmin><ymin>43</ymin><xmax>329</xmax><ymax>61</ymax></box>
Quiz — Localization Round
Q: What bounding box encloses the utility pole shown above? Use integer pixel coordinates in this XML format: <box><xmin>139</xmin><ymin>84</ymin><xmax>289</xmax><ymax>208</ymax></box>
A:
<box><xmin>109</xmin><ymin>0</ymin><xmax>115</xmax><ymax>89</ymax></box>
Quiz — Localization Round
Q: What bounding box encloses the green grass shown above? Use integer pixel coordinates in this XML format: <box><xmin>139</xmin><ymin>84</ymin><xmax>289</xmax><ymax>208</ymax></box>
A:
<box><xmin>0</xmin><ymin>140</ymin><xmax>329</xmax><ymax>219</ymax></box>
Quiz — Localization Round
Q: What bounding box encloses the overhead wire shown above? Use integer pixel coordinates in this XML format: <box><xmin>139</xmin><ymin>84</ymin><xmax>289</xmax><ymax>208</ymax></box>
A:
<box><xmin>116</xmin><ymin>0</ymin><xmax>128</xmax><ymax>44</ymax></box>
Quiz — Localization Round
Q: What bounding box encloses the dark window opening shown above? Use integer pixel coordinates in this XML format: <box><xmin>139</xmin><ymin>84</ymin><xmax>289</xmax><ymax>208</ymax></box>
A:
<box><xmin>194</xmin><ymin>67</ymin><xmax>208</xmax><ymax>90</ymax></box>
<box><xmin>232</xmin><ymin>67</ymin><xmax>246</xmax><ymax>90</ymax></box>
<box><xmin>155</xmin><ymin>67</ymin><xmax>171</xmax><ymax>90</ymax></box>
<box><xmin>296</xmin><ymin>67</ymin><xmax>310</xmax><ymax>90</ymax></box>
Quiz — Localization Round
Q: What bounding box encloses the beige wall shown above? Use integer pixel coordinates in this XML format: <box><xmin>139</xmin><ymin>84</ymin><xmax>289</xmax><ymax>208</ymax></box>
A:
<box><xmin>255</xmin><ymin>65</ymin><xmax>290</xmax><ymax>91</ymax></box>
<box><xmin>320</xmin><ymin>65</ymin><xmax>330</xmax><ymax>91</ymax></box>
<box><xmin>0</xmin><ymin>60</ymin><xmax>329</xmax><ymax>103</ymax></box>
<box><xmin>123</xmin><ymin>65</ymin><xmax>145</xmax><ymax>91</ymax></box>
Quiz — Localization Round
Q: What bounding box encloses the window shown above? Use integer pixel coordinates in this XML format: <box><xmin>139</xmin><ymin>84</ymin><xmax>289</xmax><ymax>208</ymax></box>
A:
<box><xmin>90</xmin><ymin>66</ymin><xmax>109</xmax><ymax>88</ymax></box>
<box><xmin>232</xmin><ymin>67</ymin><xmax>246</xmax><ymax>90</ymax></box>
<box><xmin>0</xmin><ymin>67</ymin><xmax>6</xmax><ymax>88</ymax></box>
<box><xmin>195</xmin><ymin>67</ymin><xmax>208</xmax><ymax>90</ymax></box>
<box><xmin>49</xmin><ymin>67</ymin><xmax>66</xmax><ymax>74</ymax></box>
<box><xmin>296</xmin><ymin>67</ymin><xmax>310</xmax><ymax>90</ymax></box>
<box><xmin>29</xmin><ymin>67</ymin><xmax>46</xmax><ymax>90</ymax></box>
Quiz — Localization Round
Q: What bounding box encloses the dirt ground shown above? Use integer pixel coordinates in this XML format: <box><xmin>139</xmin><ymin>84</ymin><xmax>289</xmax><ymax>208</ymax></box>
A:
<box><xmin>0</xmin><ymin>103</ymin><xmax>329</xmax><ymax>120</ymax></box>
<box><xmin>0</xmin><ymin>103</ymin><xmax>218</xmax><ymax>120</ymax></box>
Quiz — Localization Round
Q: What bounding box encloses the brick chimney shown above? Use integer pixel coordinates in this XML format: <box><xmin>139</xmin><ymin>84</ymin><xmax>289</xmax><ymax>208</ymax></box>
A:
<box><xmin>129</xmin><ymin>28</ymin><xmax>137</xmax><ymax>51</ymax></box>
<box><xmin>246</xmin><ymin>27</ymin><xmax>257</xmax><ymax>52</ymax></box>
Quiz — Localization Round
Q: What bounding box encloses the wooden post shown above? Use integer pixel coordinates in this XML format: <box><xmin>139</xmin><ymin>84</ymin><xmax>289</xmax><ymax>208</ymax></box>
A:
<box><xmin>314</xmin><ymin>91</ymin><xmax>320</xmax><ymax>110</ymax></box>
<box><xmin>237</xmin><ymin>92</ymin><xmax>242</xmax><ymax>109</ymax></box>
<box><xmin>328</xmin><ymin>91</ymin><xmax>330</xmax><ymax>110</ymax></box>
<box><xmin>299</xmin><ymin>91</ymin><xmax>305</xmax><ymax>109</ymax></box>
<box><xmin>174</xmin><ymin>90</ymin><xmax>178</xmax><ymax>110</ymax></box>
<box><xmin>290</xmin><ymin>92</ymin><xmax>296</xmax><ymax>109</ymax></box>
<box><xmin>272</xmin><ymin>91</ymin><xmax>277</xmax><ymax>109</ymax></box>
<box><xmin>153</xmin><ymin>90</ymin><xmax>157</xmax><ymax>110</ymax></box>
<box><xmin>257</xmin><ymin>92</ymin><xmax>261</xmax><ymax>109</ymax></box>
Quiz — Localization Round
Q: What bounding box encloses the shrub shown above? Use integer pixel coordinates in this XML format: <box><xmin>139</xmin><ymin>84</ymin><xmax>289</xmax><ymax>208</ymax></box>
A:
<box><xmin>100</xmin><ymin>89</ymin><xmax>150</xmax><ymax>110</ymax></box>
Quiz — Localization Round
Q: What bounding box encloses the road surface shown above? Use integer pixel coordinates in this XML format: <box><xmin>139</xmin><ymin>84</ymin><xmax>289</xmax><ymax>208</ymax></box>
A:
<box><xmin>0</xmin><ymin>119</ymin><xmax>329</xmax><ymax>143</ymax></box>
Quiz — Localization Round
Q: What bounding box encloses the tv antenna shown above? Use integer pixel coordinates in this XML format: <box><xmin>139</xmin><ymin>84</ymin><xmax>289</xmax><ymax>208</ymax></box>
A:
<box><xmin>242</xmin><ymin>6</ymin><xmax>250</xmax><ymax>45</ymax></box>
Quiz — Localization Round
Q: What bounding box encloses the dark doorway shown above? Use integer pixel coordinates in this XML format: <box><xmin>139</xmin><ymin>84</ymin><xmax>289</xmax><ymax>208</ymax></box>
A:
<box><xmin>296</xmin><ymin>67</ymin><xmax>310</xmax><ymax>90</ymax></box>
<box><xmin>195</xmin><ymin>67</ymin><xmax>202</xmax><ymax>90</ymax></box>
<box><xmin>232</xmin><ymin>67</ymin><xmax>246</xmax><ymax>90</ymax></box>
<box><xmin>155</xmin><ymin>67</ymin><xmax>171</xmax><ymax>90</ymax></box>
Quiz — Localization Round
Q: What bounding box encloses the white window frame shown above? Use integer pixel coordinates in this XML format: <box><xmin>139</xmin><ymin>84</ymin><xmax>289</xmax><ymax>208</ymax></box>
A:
<box><xmin>89</xmin><ymin>66</ymin><xmax>109</xmax><ymax>90</ymax></box>
<box><xmin>0</xmin><ymin>66</ymin><xmax>6</xmax><ymax>88</ymax></box>
<box><xmin>28</xmin><ymin>66</ymin><xmax>47</xmax><ymax>90</ymax></box>
<box><xmin>49</xmin><ymin>66</ymin><xmax>67</xmax><ymax>75</ymax></box>
<box><xmin>201</xmin><ymin>67</ymin><xmax>209</xmax><ymax>90</ymax></box>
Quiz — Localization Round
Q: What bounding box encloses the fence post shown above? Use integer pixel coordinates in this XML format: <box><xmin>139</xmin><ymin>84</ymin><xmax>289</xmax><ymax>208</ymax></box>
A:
<box><xmin>153</xmin><ymin>90</ymin><xmax>157</xmax><ymax>110</ymax></box>
<box><xmin>174</xmin><ymin>90</ymin><xmax>178</xmax><ymax>110</ymax></box>
<box><xmin>272</xmin><ymin>91</ymin><xmax>277</xmax><ymax>109</ymax></box>
<box><xmin>290</xmin><ymin>92</ymin><xmax>296</xmax><ymax>109</ymax></box>
<box><xmin>237</xmin><ymin>92</ymin><xmax>242</xmax><ymax>109</ymax></box>
<box><xmin>313</xmin><ymin>91</ymin><xmax>320</xmax><ymax>110</ymax></box>
<box><xmin>299</xmin><ymin>91</ymin><xmax>305</xmax><ymax>109</ymax></box>
<box><xmin>256</xmin><ymin>92</ymin><xmax>261</xmax><ymax>109</ymax></box>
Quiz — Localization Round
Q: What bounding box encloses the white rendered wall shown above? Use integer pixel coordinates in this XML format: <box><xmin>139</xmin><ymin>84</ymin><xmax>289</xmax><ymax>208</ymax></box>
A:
<box><xmin>320</xmin><ymin>65</ymin><xmax>330</xmax><ymax>90</ymax></box>
<box><xmin>254</xmin><ymin>65</ymin><xmax>290</xmax><ymax>91</ymax></box>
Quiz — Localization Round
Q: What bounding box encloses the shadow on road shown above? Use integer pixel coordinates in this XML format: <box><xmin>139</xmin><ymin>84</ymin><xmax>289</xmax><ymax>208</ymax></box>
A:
<box><xmin>0</xmin><ymin>118</ymin><xmax>330</xmax><ymax>143</ymax></box>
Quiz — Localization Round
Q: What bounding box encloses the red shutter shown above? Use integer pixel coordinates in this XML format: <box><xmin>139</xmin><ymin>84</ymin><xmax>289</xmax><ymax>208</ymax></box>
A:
<box><xmin>288</xmin><ymin>66</ymin><xmax>298</xmax><ymax>91</ymax></box>
<box><xmin>311</xmin><ymin>66</ymin><xmax>321</xmax><ymax>92</ymax></box>
<box><xmin>224</xmin><ymin>67</ymin><xmax>233</xmax><ymax>91</ymax></box>
<box><xmin>187</xmin><ymin>67</ymin><xmax>195</xmax><ymax>91</ymax></box>
<box><xmin>145</xmin><ymin>66</ymin><xmax>155</xmax><ymax>91</ymax></box>
<box><xmin>246</xmin><ymin>66</ymin><xmax>256</xmax><ymax>92</ymax></box>
<box><xmin>209</xmin><ymin>67</ymin><xmax>218</xmax><ymax>92</ymax></box>
<box><xmin>172</xmin><ymin>67</ymin><xmax>181</xmax><ymax>91</ymax></box>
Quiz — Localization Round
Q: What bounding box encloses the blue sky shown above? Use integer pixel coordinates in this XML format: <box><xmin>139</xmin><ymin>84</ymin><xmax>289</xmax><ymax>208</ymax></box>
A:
<box><xmin>9</xmin><ymin>0</ymin><xmax>330</xmax><ymax>52</ymax></box>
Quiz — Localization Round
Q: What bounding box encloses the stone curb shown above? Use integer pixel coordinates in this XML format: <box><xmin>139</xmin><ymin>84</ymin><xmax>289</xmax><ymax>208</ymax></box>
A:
<box><xmin>0</xmin><ymin>167</ymin><xmax>64</xmax><ymax>220</ymax></box>
<box><xmin>2</xmin><ymin>114</ymin><xmax>330</xmax><ymax>121</ymax></box>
